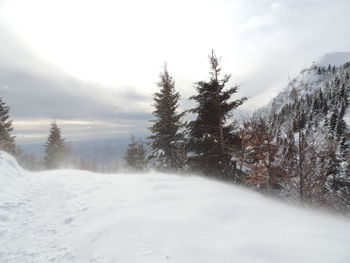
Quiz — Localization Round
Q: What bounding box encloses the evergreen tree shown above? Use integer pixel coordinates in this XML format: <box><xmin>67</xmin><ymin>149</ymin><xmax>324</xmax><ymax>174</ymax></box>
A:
<box><xmin>187</xmin><ymin>50</ymin><xmax>247</xmax><ymax>180</ymax></box>
<box><xmin>332</xmin><ymin>65</ymin><xmax>336</xmax><ymax>73</ymax></box>
<box><xmin>320</xmin><ymin>139</ymin><xmax>350</xmax><ymax>209</ymax></box>
<box><xmin>148</xmin><ymin>64</ymin><xmax>186</xmax><ymax>170</ymax></box>
<box><xmin>330</xmin><ymin>110</ymin><xmax>339</xmax><ymax>134</ymax></box>
<box><xmin>0</xmin><ymin>97</ymin><xmax>17</xmax><ymax>155</ymax></box>
<box><xmin>336</xmin><ymin>117</ymin><xmax>347</xmax><ymax>139</ymax></box>
<box><xmin>44</xmin><ymin>121</ymin><xmax>68</xmax><ymax>169</ymax></box>
<box><xmin>124</xmin><ymin>135</ymin><xmax>146</xmax><ymax>171</ymax></box>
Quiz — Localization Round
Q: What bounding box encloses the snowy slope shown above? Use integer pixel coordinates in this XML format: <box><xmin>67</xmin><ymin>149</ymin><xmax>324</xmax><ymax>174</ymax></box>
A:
<box><xmin>0</xmin><ymin>151</ymin><xmax>25</xmax><ymax>198</ymax></box>
<box><xmin>258</xmin><ymin>65</ymin><xmax>324</xmax><ymax>117</ymax></box>
<box><xmin>1</xmin><ymin>151</ymin><xmax>350</xmax><ymax>263</ymax></box>
<box><xmin>258</xmin><ymin>51</ymin><xmax>350</xmax><ymax>118</ymax></box>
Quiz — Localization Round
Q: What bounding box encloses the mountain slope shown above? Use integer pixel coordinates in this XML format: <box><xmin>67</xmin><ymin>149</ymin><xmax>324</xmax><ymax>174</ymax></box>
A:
<box><xmin>259</xmin><ymin>52</ymin><xmax>350</xmax><ymax>119</ymax></box>
<box><xmin>250</xmin><ymin>53</ymin><xmax>350</xmax><ymax>211</ymax></box>
<box><xmin>1</xmin><ymin>151</ymin><xmax>350</xmax><ymax>263</ymax></box>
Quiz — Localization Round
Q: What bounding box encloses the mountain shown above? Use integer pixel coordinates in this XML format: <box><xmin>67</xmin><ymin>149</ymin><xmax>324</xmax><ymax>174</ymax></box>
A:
<box><xmin>259</xmin><ymin>52</ymin><xmax>350</xmax><ymax>119</ymax></box>
<box><xmin>1</xmin><ymin>150</ymin><xmax>350</xmax><ymax>263</ymax></box>
<box><xmin>250</xmin><ymin>53</ymin><xmax>350</xmax><ymax>211</ymax></box>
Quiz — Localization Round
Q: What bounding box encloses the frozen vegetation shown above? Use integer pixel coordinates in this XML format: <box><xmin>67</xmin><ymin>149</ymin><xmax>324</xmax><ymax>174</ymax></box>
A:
<box><xmin>1</xmin><ymin>151</ymin><xmax>350</xmax><ymax>263</ymax></box>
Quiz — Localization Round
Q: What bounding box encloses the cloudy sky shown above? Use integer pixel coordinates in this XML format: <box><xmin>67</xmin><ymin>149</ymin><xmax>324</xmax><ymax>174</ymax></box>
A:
<box><xmin>0</xmin><ymin>0</ymin><xmax>350</xmax><ymax>145</ymax></box>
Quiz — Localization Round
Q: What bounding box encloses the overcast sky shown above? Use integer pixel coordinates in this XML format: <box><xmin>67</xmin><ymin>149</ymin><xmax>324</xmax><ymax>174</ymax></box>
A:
<box><xmin>0</xmin><ymin>0</ymin><xmax>350</xmax><ymax>144</ymax></box>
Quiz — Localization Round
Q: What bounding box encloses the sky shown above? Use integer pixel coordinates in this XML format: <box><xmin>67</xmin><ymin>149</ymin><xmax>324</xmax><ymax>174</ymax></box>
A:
<box><xmin>0</xmin><ymin>0</ymin><xmax>350</xmax><ymax>145</ymax></box>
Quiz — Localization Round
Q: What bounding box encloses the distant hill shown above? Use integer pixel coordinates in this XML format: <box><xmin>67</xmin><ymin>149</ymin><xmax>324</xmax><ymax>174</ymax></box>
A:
<box><xmin>20</xmin><ymin>137</ymin><xmax>133</xmax><ymax>165</ymax></box>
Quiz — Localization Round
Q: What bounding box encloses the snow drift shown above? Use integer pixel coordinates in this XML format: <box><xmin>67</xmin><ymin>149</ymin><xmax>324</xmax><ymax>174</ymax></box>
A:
<box><xmin>1</xmin><ymin>151</ymin><xmax>350</xmax><ymax>263</ymax></box>
<box><xmin>0</xmin><ymin>151</ymin><xmax>24</xmax><ymax>198</ymax></box>
<box><xmin>0</xmin><ymin>151</ymin><xmax>23</xmax><ymax>177</ymax></box>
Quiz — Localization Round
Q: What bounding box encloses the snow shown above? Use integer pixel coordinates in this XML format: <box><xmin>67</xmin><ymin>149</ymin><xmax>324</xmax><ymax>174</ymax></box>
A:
<box><xmin>258</xmin><ymin>66</ymin><xmax>323</xmax><ymax>117</ymax></box>
<box><xmin>1</xmin><ymin>151</ymin><xmax>350</xmax><ymax>263</ymax></box>
<box><xmin>257</xmin><ymin>51</ymin><xmax>350</xmax><ymax>118</ymax></box>
<box><xmin>316</xmin><ymin>52</ymin><xmax>350</xmax><ymax>67</ymax></box>
<box><xmin>0</xmin><ymin>151</ymin><xmax>25</xmax><ymax>197</ymax></box>
<box><xmin>343</xmin><ymin>108</ymin><xmax>350</xmax><ymax>128</ymax></box>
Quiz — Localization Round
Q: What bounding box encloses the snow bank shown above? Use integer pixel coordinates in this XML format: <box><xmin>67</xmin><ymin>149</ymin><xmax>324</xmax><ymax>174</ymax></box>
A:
<box><xmin>0</xmin><ymin>151</ymin><xmax>24</xmax><ymax>197</ymax></box>
<box><xmin>1</xmin><ymin>163</ymin><xmax>350</xmax><ymax>262</ymax></box>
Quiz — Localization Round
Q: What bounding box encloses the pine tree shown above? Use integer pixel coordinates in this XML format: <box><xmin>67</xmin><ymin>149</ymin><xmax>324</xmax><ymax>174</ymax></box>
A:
<box><xmin>148</xmin><ymin>64</ymin><xmax>186</xmax><ymax>170</ymax></box>
<box><xmin>0</xmin><ymin>97</ymin><xmax>17</xmax><ymax>155</ymax></box>
<box><xmin>330</xmin><ymin>110</ymin><xmax>339</xmax><ymax>134</ymax></box>
<box><xmin>124</xmin><ymin>135</ymin><xmax>146</xmax><ymax>171</ymax></box>
<box><xmin>44</xmin><ymin>121</ymin><xmax>68</xmax><ymax>169</ymax></box>
<box><xmin>187</xmin><ymin>50</ymin><xmax>247</xmax><ymax>180</ymax></box>
<box><xmin>320</xmin><ymin>139</ymin><xmax>350</xmax><ymax>209</ymax></box>
<box><xmin>332</xmin><ymin>65</ymin><xmax>336</xmax><ymax>74</ymax></box>
<box><xmin>336</xmin><ymin>117</ymin><xmax>347</xmax><ymax>139</ymax></box>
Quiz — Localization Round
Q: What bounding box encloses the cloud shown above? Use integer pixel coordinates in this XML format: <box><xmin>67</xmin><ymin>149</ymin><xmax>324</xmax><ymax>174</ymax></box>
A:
<box><xmin>238</xmin><ymin>14</ymin><xmax>276</xmax><ymax>32</ymax></box>
<box><xmin>1</xmin><ymin>0</ymin><xmax>350</xmax><ymax>143</ymax></box>
<box><xmin>0</xmin><ymin>68</ymin><xmax>153</xmax><ymax>143</ymax></box>
<box><xmin>0</xmin><ymin>66</ymin><xmax>151</xmax><ymax>119</ymax></box>
<box><xmin>14</xmin><ymin>118</ymin><xmax>150</xmax><ymax>144</ymax></box>
<box><xmin>0</xmin><ymin>28</ymin><xmax>152</xmax><ymax>143</ymax></box>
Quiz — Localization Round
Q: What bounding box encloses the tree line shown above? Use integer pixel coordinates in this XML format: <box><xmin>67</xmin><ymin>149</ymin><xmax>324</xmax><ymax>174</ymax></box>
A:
<box><xmin>125</xmin><ymin>50</ymin><xmax>247</xmax><ymax>180</ymax></box>
<box><xmin>124</xmin><ymin>53</ymin><xmax>350</xmax><ymax>212</ymax></box>
<box><xmin>1</xmin><ymin>51</ymin><xmax>349</xmax><ymax>213</ymax></box>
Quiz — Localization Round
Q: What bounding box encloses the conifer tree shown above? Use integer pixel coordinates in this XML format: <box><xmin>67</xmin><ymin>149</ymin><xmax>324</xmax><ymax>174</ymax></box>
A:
<box><xmin>187</xmin><ymin>50</ymin><xmax>247</xmax><ymax>179</ymax></box>
<box><xmin>44</xmin><ymin>121</ymin><xmax>68</xmax><ymax>169</ymax></box>
<box><xmin>124</xmin><ymin>135</ymin><xmax>146</xmax><ymax>171</ymax></box>
<box><xmin>0</xmin><ymin>97</ymin><xmax>17</xmax><ymax>155</ymax></box>
<box><xmin>330</xmin><ymin>110</ymin><xmax>338</xmax><ymax>134</ymax></box>
<box><xmin>336</xmin><ymin>117</ymin><xmax>347</xmax><ymax>138</ymax></box>
<box><xmin>148</xmin><ymin>64</ymin><xmax>185</xmax><ymax>170</ymax></box>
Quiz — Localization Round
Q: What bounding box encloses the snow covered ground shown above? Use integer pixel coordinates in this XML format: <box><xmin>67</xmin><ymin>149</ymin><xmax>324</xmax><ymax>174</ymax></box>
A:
<box><xmin>1</xmin><ymin>151</ymin><xmax>350</xmax><ymax>263</ymax></box>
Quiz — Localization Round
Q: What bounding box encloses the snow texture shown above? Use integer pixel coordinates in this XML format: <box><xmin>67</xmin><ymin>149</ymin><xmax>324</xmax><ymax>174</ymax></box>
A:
<box><xmin>1</xmin><ymin>151</ymin><xmax>350</xmax><ymax>263</ymax></box>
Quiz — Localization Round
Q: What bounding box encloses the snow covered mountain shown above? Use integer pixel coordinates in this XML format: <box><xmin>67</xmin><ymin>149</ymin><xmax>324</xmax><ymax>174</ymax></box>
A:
<box><xmin>258</xmin><ymin>52</ymin><xmax>350</xmax><ymax>119</ymax></box>
<box><xmin>1</xmin><ymin>151</ymin><xmax>350</xmax><ymax>263</ymax></box>
<box><xmin>250</xmin><ymin>52</ymin><xmax>350</xmax><ymax>211</ymax></box>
